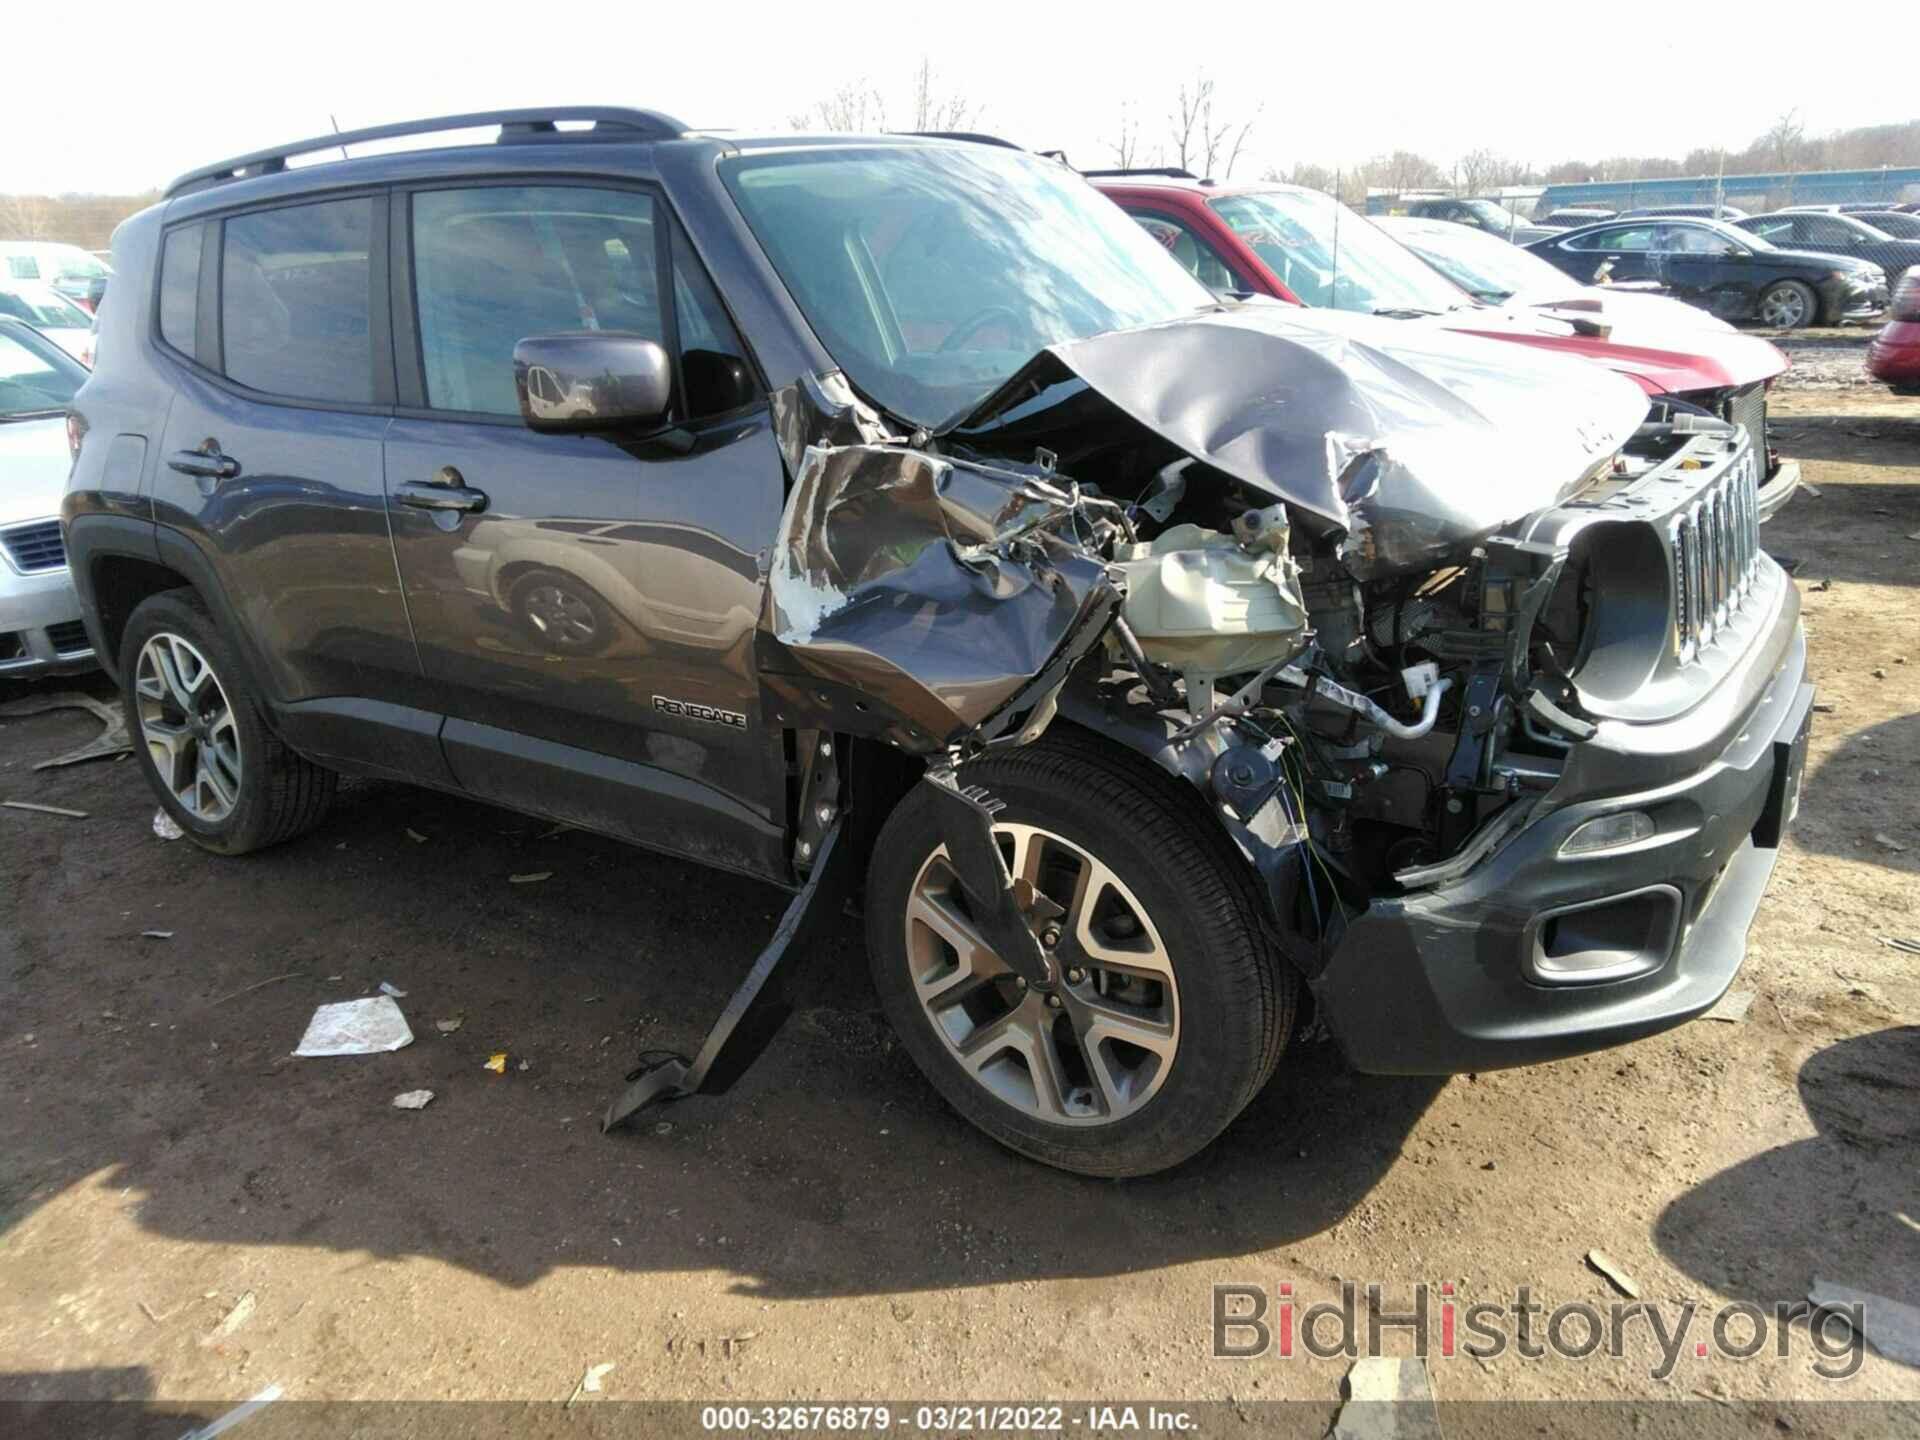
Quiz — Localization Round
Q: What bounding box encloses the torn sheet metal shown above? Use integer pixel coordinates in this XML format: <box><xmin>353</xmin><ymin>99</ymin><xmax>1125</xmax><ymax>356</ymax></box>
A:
<box><xmin>957</xmin><ymin>302</ymin><xmax>1649</xmax><ymax>578</ymax></box>
<box><xmin>765</xmin><ymin>425</ymin><xmax>1118</xmax><ymax>753</ymax></box>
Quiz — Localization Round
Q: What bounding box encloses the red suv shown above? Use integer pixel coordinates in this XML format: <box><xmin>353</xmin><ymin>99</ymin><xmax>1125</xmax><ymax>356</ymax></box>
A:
<box><xmin>1868</xmin><ymin>272</ymin><xmax>1920</xmax><ymax>394</ymax></box>
<box><xmin>1090</xmin><ymin>171</ymin><xmax>1801</xmax><ymax>516</ymax></box>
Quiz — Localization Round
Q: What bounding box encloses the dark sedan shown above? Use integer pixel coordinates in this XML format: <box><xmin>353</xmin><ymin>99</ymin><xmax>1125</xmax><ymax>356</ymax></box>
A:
<box><xmin>1403</xmin><ymin>196</ymin><xmax>1552</xmax><ymax>244</ymax></box>
<box><xmin>1525</xmin><ymin>217</ymin><xmax>1888</xmax><ymax>329</ymax></box>
<box><xmin>1852</xmin><ymin>211</ymin><xmax>1920</xmax><ymax>240</ymax></box>
<box><xmin>1737</xmin><ymin>211</ymin><xmax>1920</xmax><ymax>294</ymax></box>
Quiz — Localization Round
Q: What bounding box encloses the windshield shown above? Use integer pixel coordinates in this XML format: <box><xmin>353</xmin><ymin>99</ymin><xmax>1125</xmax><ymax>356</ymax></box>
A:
<box><xmin>1208</xmin><ymin>190</ymin><xmax>1470</xmax><ymax>316</ymax></box>
<box><xmin>0</xmin><ymin>288</ymin><xmax>88</xmax><ymax>328</ymax></box>
<box><xmin>1458</xmin><ymin>199</ymin><xmax>1519</xmax><ymax>231</ymax></box>
<box><xmin>721</xmin><ymin>146</ymin><xmax>1215</xmax><ymax>427</ymax></box>
<box><xmin>0</xmin><ymin>325</ymin><xmax>86</xmax><ymax>418</ymax></box>
<box><xmin>1383</xmin><ymin>221</ymin><xmax>1571</xmax><ymax>301</ymax></box>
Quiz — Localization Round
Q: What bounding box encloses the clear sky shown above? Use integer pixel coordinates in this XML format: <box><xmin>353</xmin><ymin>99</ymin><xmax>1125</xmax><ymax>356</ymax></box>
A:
<box><xmin>6</xmin><ymin>0</ymin><xmax>1912</xmax><ymax>194</ymax></box>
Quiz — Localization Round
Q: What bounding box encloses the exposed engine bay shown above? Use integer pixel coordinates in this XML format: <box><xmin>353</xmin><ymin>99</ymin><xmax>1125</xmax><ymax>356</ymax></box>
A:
<box><xmin>761</xmin><ymin>305</ymin><xmax>1767</xmax><ymax>968</ymax></box>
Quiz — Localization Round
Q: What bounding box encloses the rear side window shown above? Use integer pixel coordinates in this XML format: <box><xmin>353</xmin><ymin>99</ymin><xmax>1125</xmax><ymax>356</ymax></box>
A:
<box><xmin>6</xmin><ymin>255</ymin><xmax>39</xmax><ymax>280</ymax></box>
<box><xmin>159</xmin><ymin>224</ymin><xmax>203</xmax><ymax>357</ymax></box>
<box><xmin>221</xmin><ymin>198</ymin><xmax>372</xmax><ymax>404</ymax></box>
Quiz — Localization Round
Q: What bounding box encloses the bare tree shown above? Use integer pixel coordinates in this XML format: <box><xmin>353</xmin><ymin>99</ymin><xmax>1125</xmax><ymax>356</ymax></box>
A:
<box><xmin>789</xmin><ymin>80</ymin><xmax>889</xmax><ymax>133</ymax></box>
<box><xmin>1109</xmin><ymin>103</ymin><xmax>1143</xmax><ymax>168</ymax></box>
<box><xmin>1764</xmin><ymin>108</ymin><xmax>1806</xmax><ymax>170</ymax></box>
<box><xmin>1366</xmin><ymin>150</ymin><xmax>1445</xmax><ymax>194</ymax></box>
<box><xmin>1269</xmin><ymin>161</ymin><xmax>1339</xmax><ymax>195</ymax></box>
<box><xmin>1452</xmin><ymin>148</ymin><xmax>1500</xmax><ymax>196</ymax></box>
<box><xmin>1169</xmin><ymin>74</ymin><xmax>1257</xmax><ymax>179</ymax></box>
<box><xmin>909</xmin><ymin>57</ymin><xmax>981</xmax><ymax>132</ymax></box>
<box><xmin>0</xmin><ymin>192</ymin><xmax>54</xmax><ymax>239</ymax></box>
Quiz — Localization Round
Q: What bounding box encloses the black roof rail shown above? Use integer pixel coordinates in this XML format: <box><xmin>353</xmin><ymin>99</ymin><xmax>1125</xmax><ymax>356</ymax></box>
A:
<box><xmin>1078</xmin><ymin>166</ymin><xmax>1200</xmax><ymax>181</ymax></box>
<box><xmin>896</xmin><ymin>131</ymin><xmax>1024</xmax><ymax>150</ymax></box>
<box><xmin>165</xmin><ymin>107</ymin><xmax>691</xmax><ymax>198</ymax></box>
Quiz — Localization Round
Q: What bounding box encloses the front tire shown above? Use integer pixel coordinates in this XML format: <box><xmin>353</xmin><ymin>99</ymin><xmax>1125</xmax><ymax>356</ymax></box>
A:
<box><xmin>122</xmin><ymin>589</ymin><xmax>336</xmax><ymax>856</ymax></box>
<box><xmin>866</xmin><ymin>728</ymin><xmax>1296</xmax><ymax>1177</ymax></box>
<box><xmin>1759</xmin><ymin>279</ymin><xmax>1817</xmax><ymax>330</ymax></box>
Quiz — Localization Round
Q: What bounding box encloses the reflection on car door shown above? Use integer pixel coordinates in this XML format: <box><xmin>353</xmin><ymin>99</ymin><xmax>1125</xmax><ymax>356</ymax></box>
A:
<box><xmin>383</xmin><ymin>182</ymin><xmax>790</xmax><ymax>879</ymax></box>
<box><xmin>148</xmin><ymin>196</ymin><xmax>447</xmax><ymax>783</ymax></box>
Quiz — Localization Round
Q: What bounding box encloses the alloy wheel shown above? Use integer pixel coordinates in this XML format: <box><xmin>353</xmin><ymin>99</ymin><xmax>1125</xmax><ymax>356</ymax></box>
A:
<box><xmin>1760</xmin><ymin>285</ymin><xmax>1810</xmax><ymax>328</ymax></box>
<box><xmin>133</xmin><ymin>632</ymin><xmax>242</xmax><ymax>823</ymax></box>
<box><xmin>904</xmin><ymin>823</ymin><xmax>1179</xmax><ymax>1127</ymax></box>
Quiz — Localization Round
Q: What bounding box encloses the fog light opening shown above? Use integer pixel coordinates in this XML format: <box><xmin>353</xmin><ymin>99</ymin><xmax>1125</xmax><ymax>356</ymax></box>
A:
<box><xmin>1560</xmin><ymin>810</ymin><xmax>1658</xmax><ymax>856</ymax></box>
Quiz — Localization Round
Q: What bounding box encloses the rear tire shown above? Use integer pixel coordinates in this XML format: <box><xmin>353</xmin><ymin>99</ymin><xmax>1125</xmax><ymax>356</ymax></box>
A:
<box><xmin>866</xmin><ymin>727</ymin><xmax>1296</xmax><ymax>1177</ymax></box>
<box><xmin>121</xmin><ymin>589</ymin><xmax>336</xmax><ymax>856</ymax></box>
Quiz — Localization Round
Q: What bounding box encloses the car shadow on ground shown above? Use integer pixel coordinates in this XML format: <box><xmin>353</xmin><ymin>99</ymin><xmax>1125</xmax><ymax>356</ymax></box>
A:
<box><xmin>0</xmin><ymin>706</ymin><xmax>1443</xmax><ymax>1304</ymax></box>
<box><xmin>1652</xmin><ymin>1027</ymin><xmax>1920</xmax><ymax>1367</ymax></box>
<box><xmin>1791</xmin><ymin>713</ymin><xmax>1920</xmax><ymax>876</ymax></box>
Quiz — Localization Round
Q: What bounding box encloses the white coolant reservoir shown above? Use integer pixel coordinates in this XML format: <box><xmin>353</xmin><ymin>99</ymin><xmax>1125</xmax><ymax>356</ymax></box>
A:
<box><xmin>1112</xmin><ymin>510</ymin><xmax>1308</xmax><ymax>705</ymax></box>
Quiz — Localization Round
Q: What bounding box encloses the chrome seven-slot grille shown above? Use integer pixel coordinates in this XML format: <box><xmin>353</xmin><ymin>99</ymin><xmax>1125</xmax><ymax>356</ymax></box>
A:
<box><xmin>1</xmin><ymin>519</ymin><xmax>67</xmax><ymax>574</ymax></box>
<box><xmin>1669</xmin><ymin>440</ymin><xmax>1760</xmax><ymax>661</ymax></box>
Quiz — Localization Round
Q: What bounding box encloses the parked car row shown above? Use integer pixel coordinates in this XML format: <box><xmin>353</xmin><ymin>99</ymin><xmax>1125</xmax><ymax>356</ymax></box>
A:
<box><xmin>1524</xmin><ymin>217</ymin><xmax>1889</xmax><ymax>329</ymax></box>
<box><xmin>52</xmin><ymin>114</ymin><xmax>1816</xmax><ymax>1176</ymax></box>
<box><xmin>1092</xmin><ymin>169</ymin><xmax>1798</xmax><ymax>508</ymax></box>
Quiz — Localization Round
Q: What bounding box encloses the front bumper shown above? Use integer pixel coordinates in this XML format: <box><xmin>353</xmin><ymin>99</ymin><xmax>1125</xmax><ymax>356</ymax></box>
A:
<box><xmin>1867</xmin><ymin>329</ymin><xmax>1920</xmax><ymax>389</ymax></box>
<box><xmin>1829</xmin><ymin>277</ymin><xmax>1889</xmax><ymax>323</ymax></box>
<box><xmin>0</xmin><ymin>567</ymin><xmax>97</xmax><ymax>676</ymax></box>
<box><xmin>1313</xmin><ymin>572</ymin><xmax>1811</xmax><ymax>1075</ymax></box>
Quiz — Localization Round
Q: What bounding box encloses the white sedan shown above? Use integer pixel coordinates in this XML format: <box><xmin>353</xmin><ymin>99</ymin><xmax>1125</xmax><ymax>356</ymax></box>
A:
<box><xmin>0</xmin><ymin>318</ymin><xmax>95</xmax><ymax>675</ymax></box>
<box><xmin>0</xmin><ymin>284</ymin><xmax>95</xmax><ymax>366</ymax></box>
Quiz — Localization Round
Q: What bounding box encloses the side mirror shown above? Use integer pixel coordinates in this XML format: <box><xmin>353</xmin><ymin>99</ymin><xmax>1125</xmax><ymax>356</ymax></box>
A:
<box><xmin>513</xmin><ymin>333</ymin><xmax>671</xmax><ymax>434</ymax></box>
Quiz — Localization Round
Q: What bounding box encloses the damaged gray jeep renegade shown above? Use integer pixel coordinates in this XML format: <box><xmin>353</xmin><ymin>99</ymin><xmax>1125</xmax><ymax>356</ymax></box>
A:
<box><xmin>64</xmin><ymin>112</ymin><xmax>1813</xmax><ymax>1176</ymax></box>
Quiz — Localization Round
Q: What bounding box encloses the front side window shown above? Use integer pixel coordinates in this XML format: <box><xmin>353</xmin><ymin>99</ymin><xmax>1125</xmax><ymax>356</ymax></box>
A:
<box><xmin>222</xmin><ymin>198</ymin><xmax>373</xmax><ymax>403</ymax></box>
<box><xmin>412</xmin><ymin>185</ymin><xmax>665</xmax><ymax>416</ymax></box>
<box><xmin>1665</xmin><ymin>225</ymin><xmax>1736</xmax><ymax>257</ymax></box>
<box><xmin>1127</xmin><ymin>211</ymin><xmax>1243</xmax><ymax>294</ymax></box>
<box><xmin>7</xmin><ymin>256</ymin><xmax>40</xmax><ymax>280</ymax></box>
<box><xmin>721</xmin><ymin>146</ymin><xmax>1214</xmax><ymax>429</ymax></box>
<box><xmin>1208</xmin><ymin>189</ymin><xmax>1469</xmax><ymax>316</ymax></box>
<box><xmin>159</xmin><ymin>224</ymin><xmax>203</xmax><ymax>358</ymax></box>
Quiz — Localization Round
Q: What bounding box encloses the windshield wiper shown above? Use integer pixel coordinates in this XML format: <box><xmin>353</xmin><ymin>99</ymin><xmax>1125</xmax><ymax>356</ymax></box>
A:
<box><xmin>1372</xmin><ymin>306</ymin><xmax>1442</xmax><ymax>319</ymax></box>
<box><xmin>0</xmin><ymin>408</ymin><xmax>69</xmax><ymax>423</ymax></box>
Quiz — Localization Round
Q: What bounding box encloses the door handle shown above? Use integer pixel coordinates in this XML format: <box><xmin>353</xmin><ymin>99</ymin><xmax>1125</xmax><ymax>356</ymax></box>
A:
<box><xmin>396</xmin><ymin>472</ymin><xmax>489</xmax><ymax>514</ymax></box>
<box><xmin>168</xmin><ymin>446</ymin><xmax>240</xmax><ymax>480</ymax></box>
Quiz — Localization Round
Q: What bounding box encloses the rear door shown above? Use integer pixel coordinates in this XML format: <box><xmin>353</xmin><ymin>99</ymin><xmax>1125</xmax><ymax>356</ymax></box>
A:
<box><xmin>382</xmin><ymin>180</ymin><xmax>789</xmax><ymax>878</ymax></box>
<box><xmin>149</xmin><ymin>195</ymin><xmax>445</xmax><ymax>781</ymax></box>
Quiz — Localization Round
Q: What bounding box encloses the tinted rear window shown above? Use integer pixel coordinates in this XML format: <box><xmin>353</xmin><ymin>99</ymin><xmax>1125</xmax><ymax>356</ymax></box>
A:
<box><xmin>221</xmin><ymin>198</ymin><xmax>372</xmax><ymax>403</ymax></box>
<box><xmin>159</xmin><ymin>224</ymin><xmax>203</xmax><ymax>357</ymax></box>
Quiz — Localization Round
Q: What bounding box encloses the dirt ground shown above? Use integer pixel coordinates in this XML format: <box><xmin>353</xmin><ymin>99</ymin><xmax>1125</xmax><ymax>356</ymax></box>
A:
<box><xmin>2</xmin><ymin>333</ymin><xmax>1917</xmax><ymax>1429</ymax></box>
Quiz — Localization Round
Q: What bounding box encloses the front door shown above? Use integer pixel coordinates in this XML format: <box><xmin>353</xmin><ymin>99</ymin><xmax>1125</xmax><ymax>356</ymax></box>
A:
<box><xmin>383</xmin><ymin>181</ymin><xmax>790</xmax><ymax>878</ymax></box>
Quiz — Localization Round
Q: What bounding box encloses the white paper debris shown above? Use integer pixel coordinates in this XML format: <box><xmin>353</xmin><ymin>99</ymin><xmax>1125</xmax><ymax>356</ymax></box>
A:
<box><xmin>1333</xmin><ymin>1357</ymin><xmax>1441</xmax><ymax>1440</ymax></box>
<box><xmin>153</xmin><ymin>809</ymin><xmax>185</xmax><ymax>840</ymax></box>
<box><xmin>177</xmin><ymin>1383</ymin><xmax>284</xmax><ymax>1440</ymax></box>
<box><xmin>378</xmin><ymin>981</ymin><xmax>407</xmax><ymax>998</ymax></box>
<box><xmin>293</xmin><ymin>997</ymin><xmax>414</xmax><ymax>1057</ymax></box>
<box><xmin>391</xmin><ymin>1089</ymin><xmax>435</xmax><ymax>1110</ymax></box>
<box><xmin>583</xmin><ymin>1362</ymin><xmax>614</xmax><ymax>1392</ymax></box>
<box><xmin>1703</xmin><ymin>989</ymin><xmax>1756</xmax><ymax>1023</ymax></box>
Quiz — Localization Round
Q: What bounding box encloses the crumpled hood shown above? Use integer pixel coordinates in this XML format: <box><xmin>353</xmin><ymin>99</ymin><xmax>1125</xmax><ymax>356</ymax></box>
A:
<box><xmin>958</xmin><ymin>303</ymin><xmax>1649</xmax><ymax>576</ymax></box>
<box><xmin>1441</xmin><ymin>303</ymin><xmax>1786</xmax><ymax>396</ymax></box>
<box><xmin>0</xmin><ymin>416</ymin><xmax>74</xmax><ymax>529</ymax></box>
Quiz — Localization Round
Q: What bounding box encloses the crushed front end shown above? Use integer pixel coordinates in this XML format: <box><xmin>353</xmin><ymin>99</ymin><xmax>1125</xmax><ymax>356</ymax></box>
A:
<box><xmin>761</xmin><ymin>304</ymin><xmax>1811</xmax><ymax>1077</ymax></box>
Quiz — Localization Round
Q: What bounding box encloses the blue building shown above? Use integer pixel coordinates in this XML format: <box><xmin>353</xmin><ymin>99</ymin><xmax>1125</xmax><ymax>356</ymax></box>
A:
<box><xmin>1535</xmin><ymin>166</ymin><xmax>1920</xmax><ymax>216</ymax></box>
